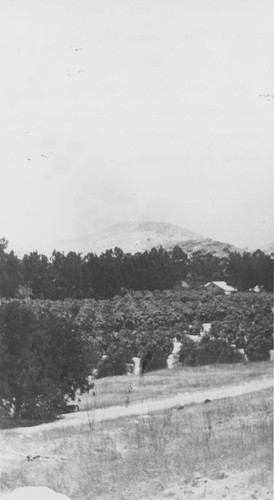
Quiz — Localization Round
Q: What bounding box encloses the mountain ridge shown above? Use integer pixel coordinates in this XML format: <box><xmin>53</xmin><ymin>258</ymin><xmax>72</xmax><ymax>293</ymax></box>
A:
<box><xmin>33</xmin><ymin>221</ymin><xmax>243</xmax><ymax>258</ymax></box>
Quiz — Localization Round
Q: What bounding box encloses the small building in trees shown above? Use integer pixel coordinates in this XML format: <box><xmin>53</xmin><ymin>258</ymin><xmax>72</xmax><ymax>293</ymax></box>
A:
<box><xmin>249</xmin><ymin>285</ymin><xmax>264</xmax><ymax>293</ymax></box>
<box><xmin>204</xmin><ymin>281</ymin><xmax>237</xmax><ymax>295</ymax></box>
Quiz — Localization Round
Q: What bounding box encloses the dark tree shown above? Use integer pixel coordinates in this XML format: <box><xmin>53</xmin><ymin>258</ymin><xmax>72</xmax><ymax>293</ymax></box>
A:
<box><xmin>0</xmin><ymin>239</ymin><xmax>22</xmax><ymax>298</ymax></box>
<box><xmin>0</xmin><ymin>301</ymin><xmax>92</xmax><ymax>420</ymax></box>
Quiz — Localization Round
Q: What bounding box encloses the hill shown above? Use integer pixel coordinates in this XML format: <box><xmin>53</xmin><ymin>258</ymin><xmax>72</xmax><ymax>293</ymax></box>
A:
<box><xmin>37</xmin><ymin>221</ymin><xmax>242</xmax><ymax>257</ymax></box>
<box><xmin>262</xmin><ymin>242</ymin><xmax>274</xmax><ymax>255</ymax></box>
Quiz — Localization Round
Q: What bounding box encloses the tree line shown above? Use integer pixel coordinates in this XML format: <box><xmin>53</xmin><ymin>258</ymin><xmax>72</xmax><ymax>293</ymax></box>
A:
<box><xmin>0</xmin><ymin>237</ymin><xmax>272</xmax><ymax>299</ymax></box>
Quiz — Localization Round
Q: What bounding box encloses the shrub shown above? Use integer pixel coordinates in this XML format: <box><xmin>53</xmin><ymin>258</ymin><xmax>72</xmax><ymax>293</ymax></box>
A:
<box><xmin>179</xmin><ymin>336</ymin><xmax>243</xmax><ymax>366</ymax></box>
<box><xmin>0</xmin><ymin>301</ymin><xmax>92</xmax><ymax>420</ymax></box>
<box><xmin>246</xmin><ymin>319</ymin><xmax>273</xmax><ymax>361</ymax></box>
<box><xmin>197</xmin><ymin>337</ymin><xmax>241</xmax><ymax>365</ymax></box>
<box><xmin>179</xmin><ymin>337</ymin><xmax>198</xmax><ymax>365</ymax></box>
<box><xmin>245</xmin><ymin>335</ymin><xmax>272</xmax><ymax>361</ymax></box>
<box><xmin>144</xmin><ymin>347</ymin><xmax>168</xmax><ymax>372</ymax></box>
<box><xmin>96</xmin><ymin>341</ymin><xmax>133</xmax><ymax>378</ymax></box>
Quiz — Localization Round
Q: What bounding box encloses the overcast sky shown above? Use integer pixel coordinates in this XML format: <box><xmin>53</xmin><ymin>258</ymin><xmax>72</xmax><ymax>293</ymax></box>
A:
<box><xmin>0</xmin><ymin>0</ymin><xmax>273</xmax><ymax>253</ymax></box>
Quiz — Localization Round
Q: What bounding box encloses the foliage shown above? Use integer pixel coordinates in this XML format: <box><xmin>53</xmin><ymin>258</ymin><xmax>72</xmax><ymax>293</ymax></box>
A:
<box><xmin>179</xmin><ymin>336</ymin><xmax>244</xmax><ymax>366</ymax></box>
<box><xmin>196</xmin><ymin>337</ymin><xmax>242</xmax><ymax>365</ymax></box>
<box><xmin>225</xmin><ymin>250</ymin><xmax>273</xmax><ymax>291</ymax></box>
<box><xmin>96</xmin><ymin>338</ymin><xmax>133</xmax><ymax>377</ymax></box>
<box><xmin>245</xmin><ymin>320</ymin><xmax>273</xmax><ymax>361</ymax></box>
<box><xmin>179</xmin><ymin>336</ymin><xmax>198</xmax><ymax>365</ymax></box>
<box><xmin>0</xmin><ymin>288</ymin><xmax>272</xmax><ymax>404</ymax></box>
<box><xmin>0</xmin><ymin>238</ymin><xmax>273</xmax><ymax>300</ymax></box>
<box><xmin>0</xmin><ymin>301</ymin><xmax>93</xmax><ymax>419</ymax></box>
<box><xmin>0</xmin><ymin>239</ymin><xmax>22</xmax><ymax>298</ymax></box>
<box><xmin>140</xmin><ymin>346</ymin><xmax>168</xmax><ymax>373</ymax></box>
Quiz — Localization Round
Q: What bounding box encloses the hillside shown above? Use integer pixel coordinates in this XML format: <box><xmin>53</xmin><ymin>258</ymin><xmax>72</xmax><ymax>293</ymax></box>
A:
<box><xmin>37</xmin><ymin>221</ymin><xmax>242</xmax><ymax>257</ymax></box>
<box><xmin>262</xmin><ymin>242</ymin><xmax>274</xmax><ymax>255</ymax></box>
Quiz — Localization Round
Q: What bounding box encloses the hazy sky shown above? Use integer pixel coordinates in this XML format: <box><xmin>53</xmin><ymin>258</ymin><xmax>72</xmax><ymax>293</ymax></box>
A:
<box><xmin>0</xmin><ymin>0</ymin><xmax>273</xmax><ymax>252</ymax></box>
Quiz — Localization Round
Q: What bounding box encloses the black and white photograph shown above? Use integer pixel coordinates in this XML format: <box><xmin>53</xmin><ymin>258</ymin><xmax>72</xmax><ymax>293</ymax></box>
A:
<box><xmin>0</xmin><ymin>1</ymin><xmax>273</xmax><ymax>499</ymax></box>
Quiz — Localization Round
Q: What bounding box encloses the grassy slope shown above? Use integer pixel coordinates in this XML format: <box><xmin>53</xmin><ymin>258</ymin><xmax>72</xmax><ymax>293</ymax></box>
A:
<box><xmin>1</xmin><ymin>362</ymin><xmax>273</xmax><ymax>500</ymax></box>
<box><xmin>78</xmin><ymin>361</ymin><xmax>272</xmax><ymax>411</ymax></box>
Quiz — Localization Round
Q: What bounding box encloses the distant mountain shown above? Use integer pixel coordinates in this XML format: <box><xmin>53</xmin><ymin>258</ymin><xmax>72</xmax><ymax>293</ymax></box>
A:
<box><xmin>36</xmin><ymin>221</ymin><xmax>243</xmax><ymax>258</ymax></box>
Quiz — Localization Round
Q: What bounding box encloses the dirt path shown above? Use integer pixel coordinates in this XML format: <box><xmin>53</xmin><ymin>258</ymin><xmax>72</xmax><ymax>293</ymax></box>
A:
<box><xmin>13</xmin><ymin>376</ymin><xmax>273</xmax><ymax>435</ymax></box>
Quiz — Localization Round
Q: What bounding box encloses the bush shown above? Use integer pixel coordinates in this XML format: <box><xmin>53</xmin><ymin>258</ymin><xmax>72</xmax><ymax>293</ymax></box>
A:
<box><xmin>144</xmin><ymin>347</ymin><xmax>168</xmax><ymax>372</ymax></box>
<box><xmin>245</xmin><ymin>337</ymin><xmax>271</xmax><ymax>361</ymax></box>
<box><xmin>179</xmin><ymin>336</ymin><xmax>243</xmax><ymax>366</ymax></box>
<box><xmin>17</xmin><ymin>385</ymin><xmax>65</xmax><ymax>420</ymax></box>
<box><xmin>96</xmin><ymin>341</ymin><xmax>133</xmax><ymax>378</ymax></box>
<box><xmin>0</xmin><ymin>301</ymin><xmax>92</xmax><ymax>420</ymax></box>
<box><xmin>244</xmin><ymin>320</ymin><xmax>273</xmax><ymax>361</ymax></box>
<box><xmin>179</xmin><ymin>337</ymin><xmax>198</xmax><ymax>365</ymax></box>
<box><xmin>197</xmin><ymin>337</ymin><xmax>241</xmax><ymax>365</ymax></box>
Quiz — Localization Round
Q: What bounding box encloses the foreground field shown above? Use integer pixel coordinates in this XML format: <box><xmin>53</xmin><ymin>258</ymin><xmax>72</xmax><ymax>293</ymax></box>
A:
<box><xmin>0</xmin><ymin>363</ymin><xmax>273</xmax><ymax>500</ymax></box>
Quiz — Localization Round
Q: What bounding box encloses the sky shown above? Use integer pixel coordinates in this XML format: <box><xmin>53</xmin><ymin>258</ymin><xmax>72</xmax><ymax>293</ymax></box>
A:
<box><xmin>0</xmin><ymin>0</ymin><xmax>273</xmax><ymax>253</ymax></box>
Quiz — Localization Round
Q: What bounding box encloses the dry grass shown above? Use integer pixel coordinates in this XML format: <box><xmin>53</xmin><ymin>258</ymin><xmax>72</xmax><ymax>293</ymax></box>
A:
<box><xmin>1</xmin><ymin>370</ymin><xmax>272</xmax><ymax>499</ymax></box>
<box><xmin>79</xmin><ymin>361</ymin><xmax>272</xmax><ymax>411</ymax></box>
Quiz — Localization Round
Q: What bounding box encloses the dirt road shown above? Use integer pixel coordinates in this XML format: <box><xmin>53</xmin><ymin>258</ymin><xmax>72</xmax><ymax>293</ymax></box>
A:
<box><xmin>14</xmin><ymin>376</ymin><xmax>273</xmax><ymax>435</ymax></box>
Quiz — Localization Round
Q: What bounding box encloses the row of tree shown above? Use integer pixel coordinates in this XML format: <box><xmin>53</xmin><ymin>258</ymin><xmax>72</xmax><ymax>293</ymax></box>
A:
<box><xmin>0</xmin><ymin>238</ymin><xmax>273</xmax><ymax>299</ymax></box>
<box><xmin>0</xmin><ymin>289</ymin><xmax>272</xmax><ymax>419</ymax></box>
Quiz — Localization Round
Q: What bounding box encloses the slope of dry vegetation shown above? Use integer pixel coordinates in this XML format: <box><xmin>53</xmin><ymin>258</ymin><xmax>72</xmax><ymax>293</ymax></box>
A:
<box><xmin>0</xmin><ymin>365</ymin><xmax>273</xmax><ymax>500</ymax></box>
